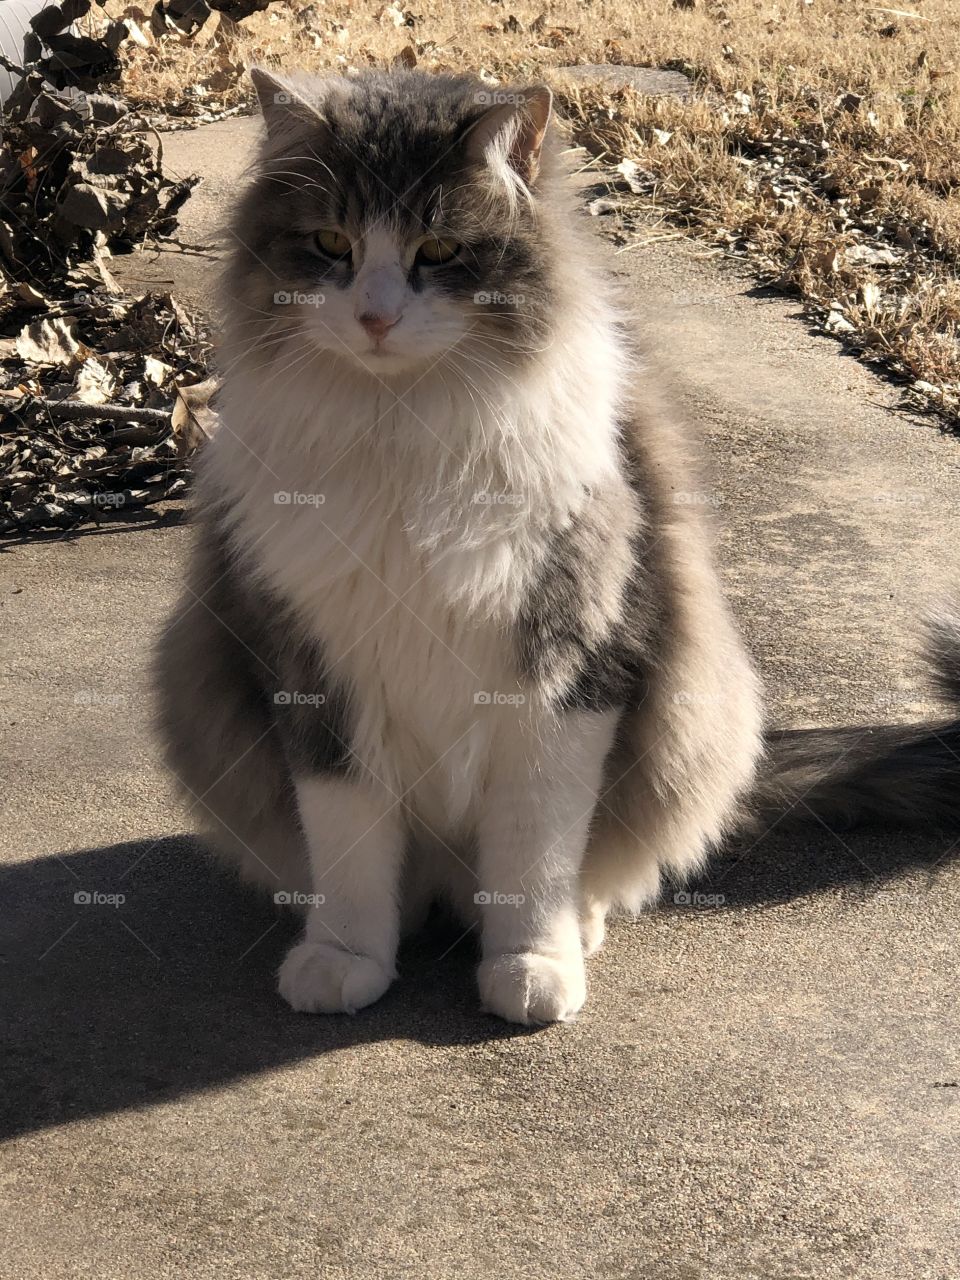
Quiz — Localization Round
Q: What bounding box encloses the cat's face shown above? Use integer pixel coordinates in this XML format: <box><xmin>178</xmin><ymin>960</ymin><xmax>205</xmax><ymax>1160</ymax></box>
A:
<box><xmin>224</xmin><ymin>70</ymin><xmax>555</xmax><ymax>381</ymax></box>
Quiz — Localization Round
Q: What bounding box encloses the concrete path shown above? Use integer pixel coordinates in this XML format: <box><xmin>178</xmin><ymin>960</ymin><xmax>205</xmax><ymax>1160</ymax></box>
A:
<box><xmin>2</xmin><ymin>118</ymin><xmax>959</xmax><ymax>1280</ymax></box>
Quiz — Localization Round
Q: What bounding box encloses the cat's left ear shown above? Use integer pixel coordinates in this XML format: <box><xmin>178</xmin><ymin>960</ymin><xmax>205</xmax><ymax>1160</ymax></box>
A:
<box><xmin>250</xmin><ymin>67</ymin><xmax>327</xmax><ymax>144</ymax></box>
<box><xmin>464</xmin><ymin>85</ymin><xmax>553</xmax><ymax>186</ymax></box>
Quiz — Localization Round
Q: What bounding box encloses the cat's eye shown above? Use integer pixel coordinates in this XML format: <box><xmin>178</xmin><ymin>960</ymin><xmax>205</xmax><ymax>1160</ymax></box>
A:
<box><xmin>314</xmin><ymin>229</ymin><xmax>352</xmax><ymax>260</ymax></box>
<box><xmin>416</xmin><ymin>237</ymin><xmax>461</xmax><ymax>266</ymax></box>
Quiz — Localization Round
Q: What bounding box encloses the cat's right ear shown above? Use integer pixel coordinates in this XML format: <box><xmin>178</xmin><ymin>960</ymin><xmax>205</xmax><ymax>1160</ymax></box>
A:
<box><xmin>249</xmin><ymin>68</ymin><xmax>327</xmax><ymax>144</ymax></box>
<box><xmin>464</xmin><ymin>86</ymin><xmax>553</xmax><ymax>186</ymax></box>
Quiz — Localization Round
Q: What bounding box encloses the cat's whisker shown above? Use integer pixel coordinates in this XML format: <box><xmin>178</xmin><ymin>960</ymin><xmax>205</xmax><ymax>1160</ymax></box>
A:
<box><xmin>457</xmin><ymin>340</ymin><xmax>526</xmax><ymax>374</ymax></box>
<box><xmin>232</xmin><ymin>300</ymin><xmax>301</xmax><ymax>324</ymax></box>
<box><xmin>440</xmin><ymin>354</ymin><xmax>520</xmax><ymax>464</ymax></box>
<box><xmin>251</xmin><ymin>338</ymin><xmax>324</xmax><ymax>392</ymax></box>
<box><xmin>439</xmin><ymin>360</ymin><xmax>494</xmax><ymax>454</ymax></box>
<box><xmin>465</xmin><ymin>324</ymin><xmax>556</xmax><ymax>356</ymax></box>
<box><xmin>216</xmin><ymin>336</ymin><xmax>300</xmax><ymax>385</ymax></box>
<box><xmin>451</xmin><ymin>346</ymin><xmax>533</xmax><ymax>400</ymax></box>
<box><xmin>262</xmin><ymin>152</ymin><xmax>339</xmax><ymax>186</ymax></box>
<box><xmin>214</xmin><ymin>322</ymin><xmax>304</xmax><ymax>381</ymax></box>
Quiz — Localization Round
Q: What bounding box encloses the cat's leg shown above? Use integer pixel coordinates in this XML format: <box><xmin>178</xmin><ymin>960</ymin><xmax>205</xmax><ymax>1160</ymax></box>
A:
<box><xmin>475</xmin><ymin>709</ymin><xmax>619</xmax><ymax>1025</ymax></box>
<box><xmin>278</xmin><ymin>774</ymin><xmax>405</xmax><ymax>1015</ymax></box>
<box><xmin>583</xmin><ymin>611</ymin><xmax>763</xmax><ymax>922</ymax></box>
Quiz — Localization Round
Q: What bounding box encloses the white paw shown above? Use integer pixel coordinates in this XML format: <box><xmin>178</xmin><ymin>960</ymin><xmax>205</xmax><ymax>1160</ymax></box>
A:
<box><xmin>478</xmin><ymin>950</ymin><xmax>586</xmax><ymax>1025</ymax></box>
<box><xmin>278</xmin><ymin>940</ymin><xmax>394</xmax><ymax>1014</ymax></box>
<box><xmin>579</xmin><ymin>901</ymin><xmax>607</xmax><ymax>957</ymax></box>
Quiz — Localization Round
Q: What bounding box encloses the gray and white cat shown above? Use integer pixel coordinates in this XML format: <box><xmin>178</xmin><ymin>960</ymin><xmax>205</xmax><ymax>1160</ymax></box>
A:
<box><xmin>154</xmin><ymin>67</ymin><xmax>959</xmax><ymax>1024</ymax></box>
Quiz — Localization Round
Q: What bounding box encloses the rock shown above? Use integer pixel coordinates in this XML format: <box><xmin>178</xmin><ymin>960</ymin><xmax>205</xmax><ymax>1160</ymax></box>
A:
<box><xmin>558</xmin><ymin>64</ymin><xmax>693</xmax><ymax>101</ymax></box>
<box><xmin>845</xmin><ymin>243</ymin><xmax>901</xmax><ymax>268</ymax></box>
<box><xmin>614</xmin><ymin>158</ymin><xmax>656</xmax><ymax>195</ymax></box>
<box><xmin>587</xmin><ymin>197</ymin><xmax>621</xmax><ymax>216</ymax></box>
<box><xmin>825</xmin><ymin>309</ymin><xmax>855</xmax><ymax>336</ymax></box>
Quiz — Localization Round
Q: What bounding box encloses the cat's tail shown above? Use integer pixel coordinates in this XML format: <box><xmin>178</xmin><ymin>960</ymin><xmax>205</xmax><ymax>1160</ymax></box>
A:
<box><xmin>743</xmin><ymin>607</ymin><xmax>960</xmax><ymax>833</ymax></box>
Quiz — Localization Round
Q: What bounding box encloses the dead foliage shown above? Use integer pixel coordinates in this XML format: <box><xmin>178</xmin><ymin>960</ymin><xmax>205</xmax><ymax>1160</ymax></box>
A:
<box><xmin>0</xmin><ymin>0</ymin><xmax>273</xmax><ymax>534</ymax></box>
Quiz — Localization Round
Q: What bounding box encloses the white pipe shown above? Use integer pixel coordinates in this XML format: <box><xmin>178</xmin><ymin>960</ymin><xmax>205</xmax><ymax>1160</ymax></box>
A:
<box><xmin>0</xmin><ymin>1</ymin><xmax>74</xmax><ymax>106</ymax></box>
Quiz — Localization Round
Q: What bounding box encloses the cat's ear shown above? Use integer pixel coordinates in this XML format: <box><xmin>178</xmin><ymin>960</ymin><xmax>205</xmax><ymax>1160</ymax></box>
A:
<box><xmin>249</xmin><ymin>67</ymin><xmax>327</xmax><ymax>143</ymax></box>
<box><xmin>464</xmin><ymin>85</ymin><xmax>553</xmax><ymax>186</ymax></box>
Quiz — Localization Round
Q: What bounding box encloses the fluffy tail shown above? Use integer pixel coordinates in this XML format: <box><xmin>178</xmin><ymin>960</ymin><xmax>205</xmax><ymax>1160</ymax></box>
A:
<box><xmin>744</xmin><ymin>609</ymin><xmax>960</xmax><ymax>833</ymax></box>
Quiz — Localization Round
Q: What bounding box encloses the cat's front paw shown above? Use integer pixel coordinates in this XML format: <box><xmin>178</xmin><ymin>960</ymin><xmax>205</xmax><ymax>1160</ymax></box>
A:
<box><xmin>278</xmin><ymin>940</ymin><xmax>394</xmax><ymax>1014</ymax></box>
<box><xmin>579</xmin><ymin>900</ymin><xmax>607</xmax><ymax>957</ymax></box>
<box><xmin>478</xmin><ymin>950</ymin><xmax>586</xmax><ymax>1025</ymax></box>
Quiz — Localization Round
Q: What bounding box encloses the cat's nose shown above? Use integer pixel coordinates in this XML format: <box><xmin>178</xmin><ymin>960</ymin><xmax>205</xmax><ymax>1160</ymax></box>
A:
<box><xmin>358</xmin><ymin>312</ymin><xmax>401</xmax><ymax>342</ymax></box>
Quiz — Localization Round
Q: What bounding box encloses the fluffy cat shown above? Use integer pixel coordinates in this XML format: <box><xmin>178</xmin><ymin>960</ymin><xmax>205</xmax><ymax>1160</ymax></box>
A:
<box><xmin>154</xmin><ymin>67</ymin><xmax>958</xmax><ymax>1025</ymax></box>
<box><xmin>154</xmin><ymin>66</ymin><xmax>763</xmax><ymax>1022</ymax></box>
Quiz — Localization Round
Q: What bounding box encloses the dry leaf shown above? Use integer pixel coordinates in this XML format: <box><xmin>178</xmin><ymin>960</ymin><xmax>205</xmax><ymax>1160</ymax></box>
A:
<box><xmin>74</xmin><ymin>357</ymin><xmax>117</xmax><ymax>405</ymax></box>
<box><xmin>812</xmin><ymin>244</ymin><xmax>842</xmax><ymax>275</ymax></box>
<box><xmin>172</xmin><ymin>376</ymin><xmax>220</xmax><ymax>456</ymax></box>
<box><xmin>15</xmin><ymin>282</ymin><xmax>48</xmax><ymax>309</ymax></box>
<box><xmin>15</xmin><ymin>317</ymin><xmax>83</xmax><ymax>365</ymax></box>
<box><xmin>143</xmin><ymin>355</ymin><xmax>174</xmax><ymax>386</ymax></box>
<box><xmin>19</xmin><ymin>148</ymin><xmax>39</xmax><ymax>193</ymax></box>
<box><xmin>861</xmin><ymin>282</ymin><xmax>882</xmax><ymax>315</ymax></box>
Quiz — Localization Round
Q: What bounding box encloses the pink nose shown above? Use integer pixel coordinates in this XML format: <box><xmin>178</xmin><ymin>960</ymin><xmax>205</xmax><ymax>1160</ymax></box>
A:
<box><xmin>359</xmin><ymin>312</ymin><xmax>400</xmax><ymax>342</ymax></box>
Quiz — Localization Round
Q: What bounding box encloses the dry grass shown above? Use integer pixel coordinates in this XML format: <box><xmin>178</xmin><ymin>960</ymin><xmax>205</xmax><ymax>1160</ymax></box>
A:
<box><xmin>109</xmin><ymin>0</ymin><xmax>960</xmax><ymax>422</ymax></box>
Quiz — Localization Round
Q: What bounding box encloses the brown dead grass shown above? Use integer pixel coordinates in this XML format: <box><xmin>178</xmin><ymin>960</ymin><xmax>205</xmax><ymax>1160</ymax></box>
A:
<box><xmin>108</xmin><ymin>0</ymin><xmax>960</xmax><ymax>422</ymax></box>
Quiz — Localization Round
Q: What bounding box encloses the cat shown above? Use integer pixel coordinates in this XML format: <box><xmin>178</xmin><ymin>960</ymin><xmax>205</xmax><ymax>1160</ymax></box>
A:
<box><xmin>154</xmin><ymin>66</ymin><xmax>959</xmax><ymax>1025</ymax></box>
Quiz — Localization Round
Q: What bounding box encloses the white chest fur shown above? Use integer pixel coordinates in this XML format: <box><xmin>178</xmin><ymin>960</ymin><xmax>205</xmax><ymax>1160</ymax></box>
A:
<box><xmin>206</xmin><ymin>343</ymin><xmax>623</xmax><ymax>830</ymax></box>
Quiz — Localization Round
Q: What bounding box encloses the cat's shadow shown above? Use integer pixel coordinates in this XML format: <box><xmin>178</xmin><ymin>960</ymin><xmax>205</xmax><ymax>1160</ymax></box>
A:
<box><xmin>2</xmin><ymin>835</ymin><xmax>519</xmax><ymax>1142</ymax></box>
<box><xmin>3</xmin><ymin>823</ymin><xmax>950</xmax><ymax>1141</ymax></box>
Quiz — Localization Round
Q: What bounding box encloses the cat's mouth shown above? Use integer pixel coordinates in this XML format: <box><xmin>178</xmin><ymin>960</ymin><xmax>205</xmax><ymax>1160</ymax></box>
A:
<box><xmin>351</xmin><ymin>339</ymin><xmax>419</xmax><ymax>376</ymax></box>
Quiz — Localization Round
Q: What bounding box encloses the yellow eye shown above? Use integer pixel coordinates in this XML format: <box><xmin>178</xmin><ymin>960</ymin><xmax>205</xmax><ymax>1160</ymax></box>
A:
<box><xmin>417</xmin><ymin>237</ymin><xmax>461</xmax><ymax>265</ymax></box>
<box><xmin>315</xmin><ymin>229</ymin><xmax>352</xmax><ymax>259</ymax></box>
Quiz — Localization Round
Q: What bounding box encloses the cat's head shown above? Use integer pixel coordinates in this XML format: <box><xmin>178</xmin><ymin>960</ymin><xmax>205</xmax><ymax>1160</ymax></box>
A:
<box><xmin>224</xmin><ymin>68</ymin><xmax>558</xmax><ymax>380</ymax></box>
